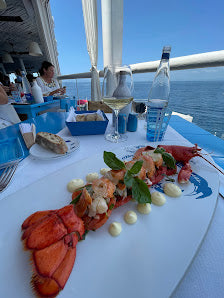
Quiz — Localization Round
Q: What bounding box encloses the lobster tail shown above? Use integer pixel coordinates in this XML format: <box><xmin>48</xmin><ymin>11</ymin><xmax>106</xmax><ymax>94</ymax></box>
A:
<box><xmin>22</xmin><ymin>205</ymin><xmax>84</xmax><ymax>297</ymax></box>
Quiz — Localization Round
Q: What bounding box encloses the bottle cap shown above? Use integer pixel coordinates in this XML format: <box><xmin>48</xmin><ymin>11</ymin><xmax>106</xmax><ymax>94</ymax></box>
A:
<box><xmin>163</xmin><ymin>46</ymin><xmax>171</xmax><ymax>53</ymax></box>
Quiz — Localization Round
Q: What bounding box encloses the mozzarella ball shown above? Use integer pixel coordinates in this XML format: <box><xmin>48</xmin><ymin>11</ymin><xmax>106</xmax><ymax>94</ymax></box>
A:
<box><xmin>100</xmin><ymin>168</ymin><xmax>110</xmax><ymax>176</ymax></box>
<box><xmin>67</xmin><ymin>179</ymin><xmax>85</xmax><ymax>193</ymax></box>
<box><xmin>143</xmin><ymin>150</ymin><xmax>163</xmax><ymax>167</ymax></box>
<box><xmin>96</xmin><ymin>198</ymin><xmax>108</xmax><ymax>214</ymax></box>
<box><xmin>124</xmin><ymin>211</ymin><xmax>137</xmax><ymax>224</ymax></box>
<box><xmin>137</xmin><ymin>203</ymin><xmax>151</xmax><ymax>214</ymax></box>
<box><xmin>163</xmin><ymin>183</ymin><xmax>182</xmax><ymax>197</ymax></box>
<box><xmin>151</xmin><ymin>191</ymin><xmax>166</xmax><ymax>206</ymax></box>
<box><xmin>109</xmin><ymin>222</ymin><xmax>122</xmax><ymax>237</ymax></box>
<box><xmin>86</xmin><ymin>172</ymin><xmax>99</xmax><ymax>183</ymax></box>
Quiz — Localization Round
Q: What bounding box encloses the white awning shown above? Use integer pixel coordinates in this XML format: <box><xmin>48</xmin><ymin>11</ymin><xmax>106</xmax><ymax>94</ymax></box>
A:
<box><xmin>101</xmin><ymin>0</ymin><xmax>123</xmax><ymax>67</ymax></box>
<box><xmin>82</xmin><ymin>0</ymin><xmax>101</xmax><ymax>101</ymax></box>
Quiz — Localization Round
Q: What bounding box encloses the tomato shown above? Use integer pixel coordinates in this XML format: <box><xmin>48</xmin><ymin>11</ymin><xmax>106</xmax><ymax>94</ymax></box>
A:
<box><xmin>114</xmin><ymin>195</ymin><xmax>132</xmax><ymax>208</ymax></box>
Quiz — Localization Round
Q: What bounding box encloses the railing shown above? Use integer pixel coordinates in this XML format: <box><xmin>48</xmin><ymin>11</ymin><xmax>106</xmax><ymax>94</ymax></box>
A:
<box><xmin>57</xmin><ymin>50</ymin><xmax>224</xmax><ymax>80</ymax></box>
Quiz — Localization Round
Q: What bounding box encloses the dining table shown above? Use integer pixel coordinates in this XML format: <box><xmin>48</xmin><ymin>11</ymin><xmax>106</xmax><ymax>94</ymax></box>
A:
<box><xmin>0</xmin><ymin>111</ymin><xmax>224</xmax><ymax>298</ymax></box>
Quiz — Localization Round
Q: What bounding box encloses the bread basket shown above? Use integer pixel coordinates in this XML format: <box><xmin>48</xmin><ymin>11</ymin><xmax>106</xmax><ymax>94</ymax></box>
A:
<box><xmin>66</xmin><ymin>110</ymin><xmax>109</xmax><ymax>136</ymax></box>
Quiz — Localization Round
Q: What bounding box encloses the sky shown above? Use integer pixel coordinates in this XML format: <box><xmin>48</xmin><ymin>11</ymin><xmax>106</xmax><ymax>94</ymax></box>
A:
<box><xmin>50</xmin><ymin>0</ymin><xmax>224</xmax><ymax>81</ymax></box>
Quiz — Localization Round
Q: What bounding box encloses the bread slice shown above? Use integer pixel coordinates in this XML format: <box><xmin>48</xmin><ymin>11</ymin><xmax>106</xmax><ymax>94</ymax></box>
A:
<box><xmin>35</xmin><ymin>132</ymin><xmax>68</xmax><ymax>154</ymax></box>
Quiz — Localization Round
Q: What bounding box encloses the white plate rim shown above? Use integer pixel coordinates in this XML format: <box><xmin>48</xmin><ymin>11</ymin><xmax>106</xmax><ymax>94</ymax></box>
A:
<box><xmin>29</xmin><ymin>136</ymin><xmax>80</xmax><ymax>160</ymax></box>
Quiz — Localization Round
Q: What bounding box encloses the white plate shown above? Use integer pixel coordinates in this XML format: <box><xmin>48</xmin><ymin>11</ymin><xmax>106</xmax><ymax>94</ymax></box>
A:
<box><xmin>0</xmin><ymin>145</ymin><xmax>219</xmax><ymax>298</ymax></box>
<box><xmin>29</xmin><ymin>136</ymin><xmax>80</xmax><ymax>160</ymax></box>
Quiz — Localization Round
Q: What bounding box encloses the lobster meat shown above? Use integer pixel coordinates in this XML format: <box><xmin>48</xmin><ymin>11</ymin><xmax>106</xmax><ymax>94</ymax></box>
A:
<box><xmin>158</xmin><ymin>144</ymin><xmax>201</xmax><ymax>163</ymax></box>
<box><xmin>158</xmin><ymin>144</ymin><xmax>201</xmax><ymax>183</ymax></box>
<box><xmin>21</xmin><ymin>144</ymin><xmax>202</xmax><ymax>297</ymax></box>
<box><xmin>132</xmin><ymin>144</ymin><xmax>201</xmax><ymax>184</ymax></box>
<box><xmin>133</xmin><ymin>145</ymin><xmax>177</xmax><ymax>185</ymax></box>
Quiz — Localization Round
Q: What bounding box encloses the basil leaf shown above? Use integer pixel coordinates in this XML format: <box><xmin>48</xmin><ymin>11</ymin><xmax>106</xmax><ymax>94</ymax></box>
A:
<box><xmin>124</xmin><ymin>171</ymin><xmax>135</xmax><ymax>187</ymax></box>
<box><xmin>70</xmin><ymin>192</ymin><xmax>82</xmax><ymax>205</ymax></box>
<box><xmin>154</xmin><ymin>147</ymin><xmax>165</xmax><ymax>154</ymax></box>
<box><xmin>81</xmin><ymin>230</ymin><xmax>89</xmax><ymax>240</ymax></box>
<box><xmin>109</xmin><ymin>204</ymin><xmax>115</xmax><ymax>210</ymax></box>
<box><xmin>162</xmin><ymin>152</ymin><xmax>176</xmax><ymax>169</ymax></box>
<box><xmin>103</xmin><ymin>151</ymin><xmax>125</xmax><ymax>170</ymax></box>
<box><xmin>129</xmin><ymin>160</ymin><xmax>143</xmax><ymax>175</ymax></box>
<box><xmin>85</xmin><ymin>184</ymin><xmax>92</xmax><ymax>192</ymax></box>
<box><xmin>75</xmin><ymin>184</ymin><xmax>92</xmax><ymax>192</ymax></box>
<box><xmin>165</xmin><ymin>176</ymin><xmax>175</xmax><ymax>182</ymax></box>
<box><xmin>132</xmin><ymin>177</ymin><xmax>151</xmax><ymax>204</ymax></box>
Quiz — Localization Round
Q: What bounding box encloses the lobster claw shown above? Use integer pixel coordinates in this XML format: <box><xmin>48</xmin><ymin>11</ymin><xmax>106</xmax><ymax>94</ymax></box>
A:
<box><xmin>178</xmin><ymin>163</ymin><xmax>192</xmax><ymax>183</ymax></box>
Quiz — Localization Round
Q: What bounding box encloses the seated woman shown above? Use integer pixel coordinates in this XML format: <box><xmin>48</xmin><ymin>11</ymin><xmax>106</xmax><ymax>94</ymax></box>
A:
<box><xmin>0</xmin><ymin>84</ymin><xmax>8</xmax><ymax>105</ymax></box>
<box><xmin>0</xmin><ymin>85</ymin><xmax>20</xmax><ymax>129</ymax></box>
<box><xmin>36</xmin><ymin>61</ymin><xmax>66</xmax><ymax>97</ymax></box>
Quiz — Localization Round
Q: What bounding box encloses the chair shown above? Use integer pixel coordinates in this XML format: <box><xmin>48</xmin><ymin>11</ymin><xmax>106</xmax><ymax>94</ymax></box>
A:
<box><xmin>0</xmin><ymin>104</ymin><xmax>21</xmax><ymax>129</ymax></box>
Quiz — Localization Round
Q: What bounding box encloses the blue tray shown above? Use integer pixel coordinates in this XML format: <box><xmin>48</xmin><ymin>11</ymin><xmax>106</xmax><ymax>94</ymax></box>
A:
<box><xmin>0</xmin><ymin>137</ymin><xmax>25</xmax><ymax>169</ymax></box>
<box><xmin>66</xmin><ymin>110</ymin><xmax>109</xmax><ymax>136</ymax></box>
<box><xmin>44</xmin><ymin>96</ymin><xmax>53</xmax><ymax>102</ymax></box>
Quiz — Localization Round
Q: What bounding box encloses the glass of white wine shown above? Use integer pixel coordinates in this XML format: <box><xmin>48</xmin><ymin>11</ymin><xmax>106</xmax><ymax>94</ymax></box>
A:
<box><xmin>102</xmin><ymin>65</ymin><xmax>133</xmax><ymax>143</ymax></box>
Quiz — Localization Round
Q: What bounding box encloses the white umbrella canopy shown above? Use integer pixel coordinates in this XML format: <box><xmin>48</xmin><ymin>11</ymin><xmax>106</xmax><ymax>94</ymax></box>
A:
<box><xmin>101</xmin><ymin>0</ymin><xmax>123</xmax><ymax>68</ymax></box>
<box><xmin>82</xmin><ymin>0</ymin><xmax>101</xmax><ymax>101</ymax></box>
<box><xmin>101</xmin><ymin>0</ymin><xmax>124</xmax><ymax>98</ymax></box>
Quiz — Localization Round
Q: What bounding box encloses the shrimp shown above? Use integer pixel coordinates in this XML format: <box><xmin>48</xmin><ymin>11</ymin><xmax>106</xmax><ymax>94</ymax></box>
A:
<box><xmin>73</xmin><ymin>188</ymin><xmax>92</xmax><ymax>218</ymax></box>
<box><xmin>134</xmin><ymin>146</ymin><xmax>163</xmax><ymax>168</ymax></box>
<box><xmin>133</xmin><ymin>154</ymin><xmax>156</xmax><ymax>178</ymax></box>
<box><xmin>125</xmin><ymin>160</ymin><xmax>146</xmax><ymax>180</ymax></box>
<box><xmin>92</xmin><ymin>177</ymin><xmax>116</xmax><ymax>198</ymax></box>
<box><xmin>104</xmin><ymin>169</ymin><xmax>126</xmax><ymax>185</ymax></box>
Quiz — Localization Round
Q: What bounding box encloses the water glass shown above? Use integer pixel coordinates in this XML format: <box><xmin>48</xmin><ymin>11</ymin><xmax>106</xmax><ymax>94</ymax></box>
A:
<box><xmin>146</xmin><ymin>107</ymin><xmax>171</xmax><ymax>142</ymax></box>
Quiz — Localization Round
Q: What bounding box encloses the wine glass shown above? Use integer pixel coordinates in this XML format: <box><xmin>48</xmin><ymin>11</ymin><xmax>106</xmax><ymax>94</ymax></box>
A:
<box><xmin>102</xmin><ymin>65</ymin><xmax>133</xmax><ymax>143</ymax></box>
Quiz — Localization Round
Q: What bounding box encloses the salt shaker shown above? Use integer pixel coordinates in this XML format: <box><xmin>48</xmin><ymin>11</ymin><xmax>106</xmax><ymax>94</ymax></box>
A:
<box><xmin>118</xmin><ymin>114</ymin><xmax>127</xmax><ymax>134</ymax></box>
<box><xmin>127</xmin><ymin>113</ymin><xmax>138</xmax><ymax>132</ymax></box>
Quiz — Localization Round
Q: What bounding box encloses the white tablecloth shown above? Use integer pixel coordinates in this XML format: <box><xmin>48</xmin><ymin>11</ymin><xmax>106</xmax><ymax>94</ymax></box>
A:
<box><xmin>1</xmin><ymin>117</ymin><xmax>224</xmax><ymax>297</ymax></box>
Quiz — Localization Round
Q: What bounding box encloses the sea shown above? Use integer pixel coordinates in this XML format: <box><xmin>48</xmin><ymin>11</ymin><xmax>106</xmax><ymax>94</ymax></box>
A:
<box><xmin>63</xmin><ymin>80</ymin><xmax>224</xmax><ymax>139</ymax></box>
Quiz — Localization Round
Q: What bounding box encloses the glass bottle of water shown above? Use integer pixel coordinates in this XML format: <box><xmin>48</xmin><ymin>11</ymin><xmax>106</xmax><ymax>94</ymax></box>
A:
<box><xmin>146</xmin><ymin>46</ymin><xmax>171</xmax><ymax>141</ymax></box>
<box><xmin>21</xmin><ymin>71</ymin><xmax>33</xmax><ymax>103</ymax></box>
<box><xmin>11</xmin><ymin>84</ymin><xmax>22</xmax><ymax>103</ymax></box>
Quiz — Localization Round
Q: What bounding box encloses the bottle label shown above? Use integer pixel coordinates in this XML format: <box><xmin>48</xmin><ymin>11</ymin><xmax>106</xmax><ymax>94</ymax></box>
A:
<box><xmin>11</xmin><ymin>91</ymin><xmax>21</xmax><ymax>103</ymax></box>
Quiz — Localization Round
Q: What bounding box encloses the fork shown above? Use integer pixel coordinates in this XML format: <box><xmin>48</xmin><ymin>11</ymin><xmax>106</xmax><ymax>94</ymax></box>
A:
<box><xmin>0</xmin><ymin>163</ymin><xmax>18</xmax><ymax>192</ymax></box>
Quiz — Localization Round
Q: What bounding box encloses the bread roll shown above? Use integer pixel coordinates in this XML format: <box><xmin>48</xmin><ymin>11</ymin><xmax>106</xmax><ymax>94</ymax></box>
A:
<box><xmin>76</xmin><ymin>113</ymin><xmax>104</xmax><ymax>122</ymax></box>
<box><xmin>95</xmin><ymin>114</ymin><xmax>103</xmax><ymax>121</ymax></box>
<box><xmin>35</xmin><ymin>132</ymin><xmax>68</xmax><ymax>154</ymax></box>
<box><xmin>85</xmin><ymin>113</ymin><xmax>96</xmax><ymax>121</ymax></box>
<box><xmin>76</xmin><ymin>114</ymin><xmax>86</xmax><ymax>122</ymax></box>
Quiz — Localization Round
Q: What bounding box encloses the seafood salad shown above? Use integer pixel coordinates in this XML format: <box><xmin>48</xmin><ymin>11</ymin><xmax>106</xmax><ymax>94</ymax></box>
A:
<box><xmin>21</xmin><ymin>144</ymin><xmax>201</xmax><ymax>297</ymax></box>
